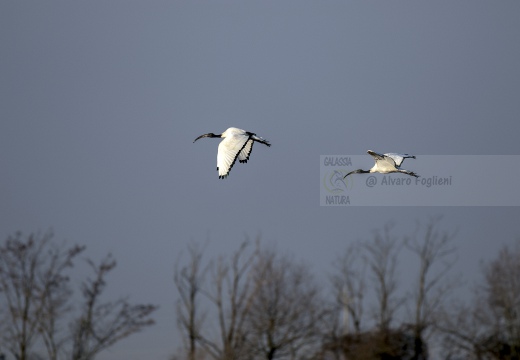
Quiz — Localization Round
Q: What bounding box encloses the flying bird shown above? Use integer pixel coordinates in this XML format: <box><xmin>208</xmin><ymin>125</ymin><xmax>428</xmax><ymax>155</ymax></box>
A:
<box><xmin>344</xmin><ymin>150</ymin><xmax>419</xmax><ymax>178</ymax></box>
<box><xmin>193</xmin><ymin>127</ymin><xmax>271</xmax><ymax>179</ymax></box>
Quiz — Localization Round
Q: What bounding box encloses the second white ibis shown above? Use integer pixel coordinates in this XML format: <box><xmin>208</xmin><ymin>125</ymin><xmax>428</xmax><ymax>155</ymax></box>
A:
<box><xmin>344</xmin><ymin>150</ymin><xmax>419</xmax><ymax>178</ymax></box>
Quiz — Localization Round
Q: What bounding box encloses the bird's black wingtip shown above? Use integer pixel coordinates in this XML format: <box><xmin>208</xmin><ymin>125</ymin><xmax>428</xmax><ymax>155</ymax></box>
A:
<box><xmin>218</xmin><ymin>171</ymin><xmax>230</xmax><ymax>179</ymax></box>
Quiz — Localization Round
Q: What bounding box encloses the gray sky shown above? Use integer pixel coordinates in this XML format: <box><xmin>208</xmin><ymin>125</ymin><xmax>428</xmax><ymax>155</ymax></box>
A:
<box><xmin>1</xmin><ymin>1</ymin><xmax>520</xmax><ymax>359</ymax></box>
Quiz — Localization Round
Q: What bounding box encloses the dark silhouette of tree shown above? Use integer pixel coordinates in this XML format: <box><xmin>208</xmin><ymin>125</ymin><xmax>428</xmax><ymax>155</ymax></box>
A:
<box><xmin>364</xmin><ymin>223</ymin><xmax>404</xmax><ymax>333</ymax></box>
<box><xmin>326</xmin><ymin>219</ymin><xmax>457</xmax><ymax>360</ymax></box>
<box><xmin>325</xmin><ymin>223</ymin><xmax>405</xmax><ymax>360</ymax></box>
<box><xmin>0</xmin><ymin>231</ymin><xmax>157</xmax><ymax>360</ymax></box>
<box><xmin>483</xmin><ymin>241</ymin><xmax>520</xmax><ymax>356</ymax></box>
<box><xmin>0</xmin><ymin>231</ymin><xmax>84</xmax><ymax>360</ymax></box>
<box><xmin>70</xmin><ymin>255</ymin><xmax>158</xmax><ymax>360</ymax></box>
<box><xmin>174</xmin><ymin>240</ymin><xmax>329</xmax><ymax>360</ymax></box>
<box><xmin>174</xmin><ymin>240</ymin><xmax>257</xmax><ymax>360</ymax></box>
<box><xmin>245</xmin><ymin>247</ymin><xmax>326</xmax><ymax>359</ymax></box>
<box><xmin>440</xmin><ymin>239</ymin><xmax>520</xmax><ymax>359</ymax></box>
<box><xmin>405</xmin><ymin>217</ymin><xmax>457</xmax><ymax>360</ymax></box>
<box><xmin>174</xmin><ymin>242</ymin><xmax>208</xmax><ymax>360</ymax></box>
<box><xmin>330</xmin><ymin>244</ymin><xmax>367</xmax><ymax>336</ymax></box>
<box><xmin>205</xmin><ymin>241</ymin><xmax>256</xmax><ymax>360</ymax></box>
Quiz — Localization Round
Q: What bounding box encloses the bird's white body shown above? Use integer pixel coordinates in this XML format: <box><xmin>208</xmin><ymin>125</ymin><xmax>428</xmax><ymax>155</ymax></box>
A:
<box><xmin>344</xmin><ymin>150</ymin><xmax>419</xmax><ymax>178</ymax></box>
<box><xmin>194</xmin><ymin>127</ymin><xmax>270</xmax><ymax>179</ymax></box>
<box><xmin>368</xmin><ymin>151</ymin><xmax>411</xmax><ymax>173</ymax></box>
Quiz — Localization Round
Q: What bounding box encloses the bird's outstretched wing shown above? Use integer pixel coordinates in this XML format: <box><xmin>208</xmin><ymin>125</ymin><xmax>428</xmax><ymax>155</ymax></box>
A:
<box><xmin>237</xmin><ymin>133</ymin><xmax>270</xmax><ymax>164</ymax></box>
<box><xmin>238</xmin><ymin>139</ymin><xmax>254</xmax><ymax>163</ymax></box>
<box><xmin>367</xmin><ymin>150</ymin><xmax>399</xmax><ymax>171</ymax></box>
<box><xmin>367</xmin><ymin>150</ymin><xmax>385</xmax><ymax>161</ymax></box>
<box><xmin>217</xmin><ymin>134</ymin><xmax>250</xmax><ymax>178</ymax></box>
<box><xmin>384</xmin><ymin>153</ymin><xmax>415</xmax><ymax>167</ymax></box>
<box><xmin>250</xmin><ymin>134</ymin><xmax>271</xmax><ymax>147</ymax></box>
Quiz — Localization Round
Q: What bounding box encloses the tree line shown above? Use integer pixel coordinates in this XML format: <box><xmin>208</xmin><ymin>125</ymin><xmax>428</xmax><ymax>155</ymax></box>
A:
<box><xmin>173</xmin><ymin>219</ymin><xmax>520</xmax><ymax>360</ymax></box>
<box><xmin>1</xmin><ymin>219</ymin><xmax>519</xmax><ymax>359</ymax></box>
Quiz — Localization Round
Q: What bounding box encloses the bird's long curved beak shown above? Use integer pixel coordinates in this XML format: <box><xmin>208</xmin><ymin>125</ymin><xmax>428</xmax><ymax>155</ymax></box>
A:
<box><xmin>344</xmin><ymin>169</ymin><xmax>367</xmax><ymax>178</ymax></box>
<box><xmin>193</xmin><ymin>133</ymin><xmax>214</xmax><ymax>143</ymax></box>
<box><xmin>343</xmin><ymin>171</ymin><xmax>355</xmax><ymax>179</ymax></box>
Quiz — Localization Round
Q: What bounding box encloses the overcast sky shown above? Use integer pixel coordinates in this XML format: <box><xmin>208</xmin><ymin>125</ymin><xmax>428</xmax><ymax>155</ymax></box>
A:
<box><xmin>1</xmin><ymin>1</ymin><xmax>520</xmax><ymax>359</ymax></box>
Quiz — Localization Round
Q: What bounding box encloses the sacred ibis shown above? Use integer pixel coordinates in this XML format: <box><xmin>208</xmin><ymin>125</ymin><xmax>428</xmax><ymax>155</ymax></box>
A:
<box><xmin>193</xmin><ymin>127</ymin><xmax>271</xmax><ymax>179</ymax></box>
<box><xmin>344</xmin><ymin>150</ymin><xmax>419</xmax><ymax>178</ymax></box>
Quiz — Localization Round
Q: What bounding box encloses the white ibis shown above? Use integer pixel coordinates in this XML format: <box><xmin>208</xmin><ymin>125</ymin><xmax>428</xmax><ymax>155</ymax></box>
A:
<box><xmin>344</xmin><ymin>150</ymin><xmax>419</xmax><ymax>178</ymax></box>
<box><xmin>193</xmin><ymin>127</ymin><xmax>271</xmax><ymax>179</ymax></box>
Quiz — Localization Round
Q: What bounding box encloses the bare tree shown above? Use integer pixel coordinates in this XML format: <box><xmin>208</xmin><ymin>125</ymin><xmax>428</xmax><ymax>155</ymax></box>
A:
<box><xmin>176</xmin><ymin>240</ymin><xmax>257</xmax><ymax>360</ymax></box>
<box><xmin>325</xmin><ymin>245</ymin><xmax>367</xmax><ymax>360</ymax></box>
<box><xmin>174</xmin><ymin>241</ymin><xmax>257</xmax><ymax>360</ymax></box>
<box><xmin>174</xmin><ymin>240</ymin><xmax>331</xmax><ymax>360</ymax></box>
<box><xmin>0</xmin><ymin>231</ymin><xmax>84</xmax><ymax>360</ymax></box>
<box><xmin>330</xmin><ymin>244</ymin><xmax>367</xmax><ymax>336</ymax></box>
<box><xmin>70</xmin><ymin>254</ymin><xmax>158</xmax><ymax>360</ymax></box>
<box><xmin>483</xmin><ymin>240</ymin><xmax>520</xmax><ymax>352</ymax></box>
<box><xmin>325</xmin><ymin>224</ymin><xmax>404</xmax><ymax>359</ymax></box>
<box><xmin>363</xmin><ymin>223</ymin><xmax>403</xmax><ymax>333</ymax></box>
<box><xmin>326</xmin><ymin>220</ymin><xmax>460</xmax><ymax>359</ymax></box>
<box><xmin>245</xmin><ymin>247</ymin><xmax>326</xmax><ymax>360</ymax></box>
<box><xmin>405</xmin><ymin>217</ymin><xmax>457</xmax><ymax>359</ymax></box>
<box><xmin>440</xmin><ymin>239</ymin><xmax>520</xmax><ymax>359</ymax></box>
<box><xmin>36</xmin><ymin>240</ymin><xmax>86</xmax><ymax>360</ymax></box>
<box><xmin>174</xmin><ymin>242</ymin><xmax>208</xmax><ymax>360</ymax></box>
<box><xmin>438</xmin><ymin>300</ymin><xmax>487</xmax><ymax>359</ymax></box>
<box><xmin>0</xmin><ymin>231</ymin><xmax>158</xmax><ymax>360</ymax></box>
